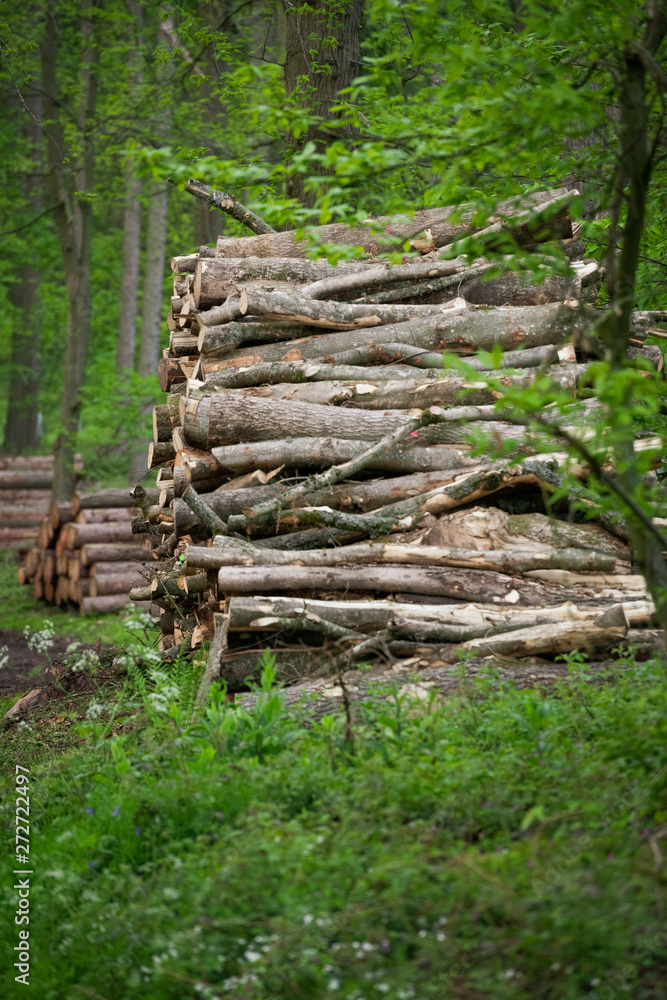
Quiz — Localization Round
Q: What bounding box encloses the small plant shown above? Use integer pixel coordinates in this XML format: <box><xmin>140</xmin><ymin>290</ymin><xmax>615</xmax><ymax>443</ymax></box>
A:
<box><xmin>23</xmin><ymin>619</ymin><xmax>56</xmax><ymax>660</ymax></box>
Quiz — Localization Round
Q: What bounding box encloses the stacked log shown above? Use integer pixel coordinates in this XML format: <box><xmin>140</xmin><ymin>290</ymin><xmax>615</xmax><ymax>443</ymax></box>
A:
<box><xmin>0</xmin><ymin>455</ymin><xmax>83</xmax><ymax>548</ymax></box>
<box><xmin>130</xmin><ymin>189</ymin><xmax>666</xmax><ymax>686</ymax></box>
<box><xmin>18</xmin><ymin>488</ymin><xmax>157</xmax><ymax>613</ymax></box>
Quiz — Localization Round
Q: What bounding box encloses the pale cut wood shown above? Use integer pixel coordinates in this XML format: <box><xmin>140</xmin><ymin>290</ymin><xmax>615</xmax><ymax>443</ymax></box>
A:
<box><xmin>422</xmin><ymin>506</ymin><xmax>631</xmax><ymax>563</ymax></box>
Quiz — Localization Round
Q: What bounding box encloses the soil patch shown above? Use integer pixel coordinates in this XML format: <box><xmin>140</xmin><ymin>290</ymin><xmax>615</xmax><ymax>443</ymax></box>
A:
<box><xmin>0</xmin><ymin>629</ymin><xmax>111</xmax><ymax>698</ymax></box>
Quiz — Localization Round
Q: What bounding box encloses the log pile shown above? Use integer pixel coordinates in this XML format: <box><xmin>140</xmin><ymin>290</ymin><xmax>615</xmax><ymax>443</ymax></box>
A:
<box><xmin>18</xmin><ymin>488</ymin><xmax>157</xmax><ymax>613</ymax></box>
<box><xmin>0</xmin><ymin>455</ymin><xmax>83</xmax><ymax>549</ymax></box>
<box><xmin>128</xmin><ymin>189</ymin><xmax>665</xmax><ymax>685</ymax></box>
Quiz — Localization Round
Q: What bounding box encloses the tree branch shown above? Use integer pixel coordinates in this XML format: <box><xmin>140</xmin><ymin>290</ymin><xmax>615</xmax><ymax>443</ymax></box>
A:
<box><xmin>170</xmin><ymin>178</ymin><xmax>275</xmax><ymax>236</ymax></box>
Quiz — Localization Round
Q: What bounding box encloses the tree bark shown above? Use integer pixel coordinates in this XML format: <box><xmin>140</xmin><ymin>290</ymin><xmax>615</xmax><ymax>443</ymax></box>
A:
<box><xmin>183</xmin><ymin>392</ymin><xmax>535</xmax><ymax>452</ymax></box>
<box><xmin>3</xmin><ymin>81</ymin><xmax>42</xmax><ymax>454</ymax></box>
<box><xmin>210</xmin><ymin>438</ymin><xmax>493</xmax><ymax>475</ymax></box>
<box><xmin>64</xmin><ymin>521</ymin><xmax>135</xmax><ymax>548</ymax></box>
<box><xmin>198</xmin><ymin>321</ymin><xmax>311</xmax><ymax>355</ymax></box>
<box><xmin>129</xmin><ymin>176</ymin><xmax>170</xmax><ymax>482</ymax></box>
<box><xmin>43</xmin><ymin>2</ymin><xmax>100</xmax><ymax>500</ymax></box>
<box><xmin>199</xmin><ymin>359</ymin><xmax>443</xmax><ymax>386</ymax></box>
<box><xmin>212</xmin><ymin>301</ymin><xmax>587</xmax><ymax>366</ymax></box>
<box><xmin>71</xmin><ymin>487</ymin><xmax>158</xmax><ymax>514</ymax></box>
<box><xmin>306</xmin><ymin>341</ymin><xmax>561</xmax><ymax>370</ymax></box>
<box><xmin>282</xmin><ymin>0</ymin><xmax>364</xmax><ymax>207</ymax></box>
<box><xmin>116</xmin><ymin>167</ymin><xmax>142</xmax><ymax>370</ymax></box>
<box><xmin>461</xmin><ymin>620</ymin><xmax>626</xmax><ymax>659</ymax></box>
<box><xmin>195</xmin><ymin>540</ymin><xmax>617</xmax><ymax>573</ymax></box>
<box><xmin>89</xmin><ymin>571</ymin><xmax>149</xmax><ymax>597</ymax></box>
<box><xmin>214</xmin><ymin>188</ymin><xmax>572</xmax><ymax>256</ymax></box>
<box><xmin>80</xmin><ymin>595</ymin><xmax>134</xmax><ymax>614</ymax></box>
<box><xmin>173</xmin><ymin>467</ymin><xmax>482</xmax><ymax>535</ymax></box>
<box><xmin>80</xmin><ymin>542</ymin><xmax>151</xmax><ymax>565</ymax></box>
<box><xmin>199</xmin><ymin>283</ymin><xmax>465</xmax><ymax>328</ymax></box>
<box><xmin>599</xmin><ymin>3</ymin><xmax>667</xmax><ymax>633</ymax></box>
<box><xmin>216</xmin><ymin>563</ymin><xmax>568</xmax><ymax>605</ymax></box>
<box><xmin>196</xmin><ymin>365</ymin><xmax>586</xmax><ymax>411</ymax></box>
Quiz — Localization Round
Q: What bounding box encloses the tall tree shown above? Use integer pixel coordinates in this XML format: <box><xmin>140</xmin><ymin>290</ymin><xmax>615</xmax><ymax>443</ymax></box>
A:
<box><xmin>42</xmin><ymin>0</ymin><xmax>100</xmax><ymax>500</ymax></box>
<box><xmin>3</xmin><ymin>80</ymin><xmax>43</xmax><ymax>454</ymax></box>
<box><xmin>282</xmin><ymin>0</ymin><xmax>364</xmax><ymax>207</ymax></box>
<box><xmin>116</xmin><ymin>0</ymin><xmax>144</xmax><ymax>374</ymax></box>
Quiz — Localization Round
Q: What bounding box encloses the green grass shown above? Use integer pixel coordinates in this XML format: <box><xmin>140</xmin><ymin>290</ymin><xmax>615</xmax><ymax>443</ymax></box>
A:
<box><xmin>1</xmin><ymin>652</ymin><xmax>666</xmax><ymax>1000</ymax></box>
<box><xmin>0</xmin><ymin>551</ymin><xmax>132</xmax><ymax>645</ymax></box>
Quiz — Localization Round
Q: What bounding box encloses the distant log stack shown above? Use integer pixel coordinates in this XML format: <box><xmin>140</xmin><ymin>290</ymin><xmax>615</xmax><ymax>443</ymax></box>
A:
<box><xmin>125</xmin><ymin>186</ymin><xmax>667</xmax><ymax>681</ymax></box>
<box><xmin>18</xmin><ymin>488</ymin><xmax>157</xmax><ymax>613</ymax></box>
<box><xmin>0</xmin><ymin>454</ymin><xmax>83</xmax><ymax>549</ymax></box>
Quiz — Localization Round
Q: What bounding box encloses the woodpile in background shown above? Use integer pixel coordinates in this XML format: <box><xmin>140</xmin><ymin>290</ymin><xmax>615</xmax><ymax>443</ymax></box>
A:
<box><xmin>126</xmin><ymin>186</ymin><xmax>666</xmax><ymax>692</ymax></box>
<box><xmin>18</xmin><ymin>488</ymin><xmax>157</xmax><ymax>613</ymax></box>
<box><xmin>0</xmin><ymin>455</ymin><xmax>82</xmax><ymax>549</ymax></box>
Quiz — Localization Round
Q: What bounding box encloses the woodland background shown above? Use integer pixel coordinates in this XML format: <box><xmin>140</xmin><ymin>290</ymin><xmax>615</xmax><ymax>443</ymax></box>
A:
<box><xmin>1</xmin><ymin>0</ymin><xmax>666</xmax><ymax>489</ymax></box>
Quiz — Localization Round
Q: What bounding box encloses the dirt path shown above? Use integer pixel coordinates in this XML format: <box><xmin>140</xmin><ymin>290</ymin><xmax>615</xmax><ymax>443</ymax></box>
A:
<box><xmin>0</xmin><ymin>629</ymin><xmax>83</xmax><ymax>697</ymax></box>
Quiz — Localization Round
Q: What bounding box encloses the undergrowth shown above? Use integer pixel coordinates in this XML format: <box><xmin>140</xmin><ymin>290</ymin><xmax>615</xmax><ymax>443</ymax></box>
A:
<box><xmin>1</xmin><ymin>649</ymin><xmax>666</xmax><ymax>999</ymax></box>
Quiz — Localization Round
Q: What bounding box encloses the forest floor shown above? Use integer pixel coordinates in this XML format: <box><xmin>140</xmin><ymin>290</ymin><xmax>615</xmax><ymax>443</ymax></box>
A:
<box><xmin>0</xmin><ymin>643</ymin><xmax>665</xmax><ymax>1000</ymax></box>
<box><xmin>0</xmin><ymin>549</ymin><xmax>133</xmax><ymax>705</ymax></box>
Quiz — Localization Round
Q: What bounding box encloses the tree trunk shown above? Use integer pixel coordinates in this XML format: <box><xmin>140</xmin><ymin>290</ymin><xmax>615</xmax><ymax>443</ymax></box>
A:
<box><xmin>210</xmin><ymin>437</ymin><xmax>508</xmax><ymax>475</ymax></box>
<box><xmin>212</xmin><ymin>301</ymin><xmax>587</xmax><ymax>366</ymax></box>
<box><xmin>89</xmin><ymin>571</ymin><xmax>149</xmax><ymax>597</ymax></box>
<box><xmin>216</xmin><ymin>563</ymin><xmax>565</xmax><ymax>605</ymax></box>
<box><xmin>129</xmin><ymin>176</ymin><xmax>170</xmax><ymax>482</ymax></box>
<box><xmin>183</xmin><ymin>392</ymin><xmax>531</xmax><ymax>452</ymax></box>
<box><xmin>461</xmin><ymin>620</ymin><xmax>626</xmax><ymax>659</ymax></box>
<box><xmin>199</xmin><ymin>359</ymin><xmax>442</xmax><ymax>386</ymax></box>
<box><xmin>195</xmin><ymin>365</ymin><xmax>585</xmax><ymax>411</ymax></box>
<box><xmin>71</xmin><ymin>487</ymin><xmax>158</xmax><ymax>514</ymax></box>
<box><xmin>3</xmin><ymin>83</ymin><xmax>42</xmax><ymax>454</ymax></box>
<box><xmin>43</xmin><ymin>3</ymin><xmax>100</xmax><ymax>500</ymax></box>
<box><xmin>194</xmin><ymin>540</ymin><xmax>617</xmax><ymax>573</ymax></box>
<box><xmin>600</xmin><ymin>5</ymin><xmax>667</xmax><ymax>633</ymax></box>
<box><xmin>116</xmin><ymin>167</ymin><xmax>142</xmax><ymax>370</ymax></box>
<box><xmin>198</xmin><ymin>283</ymin><xmax>463</xmax><ymax>328</ymax></box>
<box><xmin>173</xmin><ymin>467</ymin><xmax>485</xmax><ymax>535</ymax></box>
<box><xmin>282</xmin><ymin>0</ymin><xmax>363</xmax><ymax>207</ymax></box>
<box><xmin>215</xmin><ymin>188</ymin><xmax>571</xmax><ymax>254</ymax></box>
<box><xmin>226</xmin><ymin>594</ymin><xmax>654</xmax><ymax>633</ymax></box>
<box><xmin>80</xmin><ymin>542</ymin><xmax>150</xmax><ymax>565</ymax></box>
